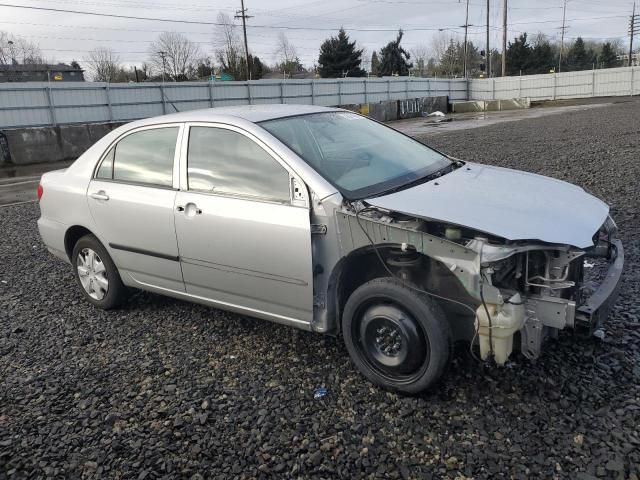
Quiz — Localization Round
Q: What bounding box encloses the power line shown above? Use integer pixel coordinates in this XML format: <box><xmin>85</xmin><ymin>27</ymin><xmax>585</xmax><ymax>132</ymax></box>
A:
<box><xmin>0</xmin><ymin>3</ymin><xmax>626</xmax><ymax>32</ymax></box>
<box><xmin>0</xmin><ymin>2</ymin><xmax>442</xmax><ymax>31</ymax></box>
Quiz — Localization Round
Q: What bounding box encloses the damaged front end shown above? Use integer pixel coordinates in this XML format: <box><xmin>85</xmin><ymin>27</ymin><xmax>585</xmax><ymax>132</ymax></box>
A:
<box><xmin>336</xmin><ymin>205</ymin><xmax>623</xmax><ymax>365</ymax></box>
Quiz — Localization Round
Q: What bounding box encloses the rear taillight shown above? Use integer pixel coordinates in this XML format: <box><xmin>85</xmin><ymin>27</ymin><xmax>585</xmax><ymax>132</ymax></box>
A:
<box><xmin>37</xmin><ymin>184</ymin><xmax>43</xmax><ymax>202</ymax></box>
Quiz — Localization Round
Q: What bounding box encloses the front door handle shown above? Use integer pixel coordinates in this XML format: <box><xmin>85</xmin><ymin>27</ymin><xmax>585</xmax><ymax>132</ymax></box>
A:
<box><xmin>90</xmin><ymin>191</ymin><xmax>109</xmax><ymax>201</ymax></box>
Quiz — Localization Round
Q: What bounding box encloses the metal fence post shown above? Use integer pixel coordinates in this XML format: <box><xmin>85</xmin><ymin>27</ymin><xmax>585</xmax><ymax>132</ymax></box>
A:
<box><xmin>247</xmin><ymin>83</ymin><xmax>252</xmax><ymax>105</ymax></box>
<box><xmin>631</xmin><ymin>67</ymin><xmax>635</xmax><ymax>97</ymax></box>
<box><xmin>552</xmin><ymin>74</ymin><xmax>557</xmax><ymax>100</ymax></box>
<box><xmin>519</xmin><ymin>75</ymin><xmax>522</xmax><ymax>98</ymax></box>
<box><xmin>160</xmin><ymin>84</ymin><xmax>166</xmax><ymax>114</ymax></box>
<box><xmin>387</xmin><ymin>79</ymin><xmax>391</xmax><ymax>100</ymax></box>
<box><xmin>492</xmin><ymin>78</ymin><xmax>496</xmax><ymax>100</ymax></box>
<box><xmin>592</xmin><ymin>68</ymin><xmax>596</xmax><ymax>97</ymax></box>
<box><xmin>338</xmin><ymin>80</ymin><xmax>342</xmax><ymax>105</ymax></box>
<box><xmin>311</xmin><ymin>80</ymin><xmax>315</xmax><ymax>105</ymax></box>
<box><xmin>363</xmin><ymin>79</ymin><xmax>368</xmax><ymax>104</ymax></box>
<box><xmin>45</xmin><ymin>83</ymin><xmax>57</xmax><ymax>127</ymax></box>
<box><xmin>209</xmin><ymin>82</ymin><xmax>215</xmax><ymax>107</ymax></box>
<box><xmin>105</xmin><ymin>83</ymin><xmax>114</xmax><ymax>122</ymax></box>
<box><xmin>280</xmin><ymin>81</ymin><xmax>284</xmax><ymax>104</ymax></box>
<box><xmin>405</xmin><ymin>78</ymin><xmax>409</xmax><ymax>99</ymax></box>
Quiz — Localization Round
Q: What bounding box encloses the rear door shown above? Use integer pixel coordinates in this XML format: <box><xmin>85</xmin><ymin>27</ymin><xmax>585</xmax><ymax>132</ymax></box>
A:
<box><xmin>173</xmin><ymin>123</ymin><xmax>313</xmax><ymax>325</ymax></box>
<box><xmin>87</xmin><ymin>124</ymin><xmax>185</xmax><ymax>291</ymax></box>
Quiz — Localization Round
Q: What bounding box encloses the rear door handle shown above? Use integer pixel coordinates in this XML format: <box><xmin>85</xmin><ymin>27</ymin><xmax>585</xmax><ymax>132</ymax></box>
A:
<box><xmin>90</xmin><ymin>191</ymin><xmax>109</xmax><ymax>201</ymax></box>
<box><xmin>177</xmin><ymin>203</ymin><xmax>202</xmax><ymax>215</ymax></box>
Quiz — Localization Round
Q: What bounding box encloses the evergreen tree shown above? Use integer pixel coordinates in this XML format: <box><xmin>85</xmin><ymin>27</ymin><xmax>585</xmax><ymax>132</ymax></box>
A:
<box><xmin>506</xmin><ymin>33</ymin><xmax>532</xmax><ymax>75</ymax></box>
<box><xmin>529</xmin><ymin>37</ymin><xmax>555</xmax><ymax>74</ymax></box>
<box><xmin>318</xmin><ymin>28</ymin><xmax>365</xmax><ymax>78</ymax></box>
<box><xmin>250</xmin><ymin>55</ymin><xmax>264</xmax><ymax>80</ymax></box>
<box><xmin>371</xmin><ymin>51</ymin><xmax>380</xmax><ymax>76</ymax></box>
<box><xmin>438</xmin><ymin>39</ymin><xmax>461</xmax><ymax>77</ymax></box>
<box><xmin>378</xmin><ymin>29</ymin><xmax>413</xmax><ymax>76</ymax></box>
<box><xmin>463</xmin><ymin>41</ymin><xmax>483</xmax><ymax>77</ymax></box>
<box><xmin>599</xmin><ymin>42</ymin><xmax>619</xmax><ymax>68</ymax></box>
<box><xmin>567</xmin><ymin>37</ymin><xmax>591</xmax><ymax>71</ymax></box>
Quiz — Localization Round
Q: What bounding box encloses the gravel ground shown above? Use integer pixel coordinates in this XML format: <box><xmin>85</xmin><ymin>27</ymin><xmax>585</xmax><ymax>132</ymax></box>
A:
<box><xmin>1</xmin><ymin>100</ymin><xmax>639</xmax><ymax>480</ymax></box>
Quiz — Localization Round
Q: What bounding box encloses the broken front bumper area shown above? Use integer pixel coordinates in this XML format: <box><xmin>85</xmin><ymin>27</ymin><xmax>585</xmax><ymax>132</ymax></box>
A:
<box><xmin>520</xmin><ymin>239</ymin><xmax>624</xmax><ymax>359</ymax></box>
<box><xmin>575</xmin><ymin>238</ymin><xmax>624</xmax><ymax>331</ymax></box>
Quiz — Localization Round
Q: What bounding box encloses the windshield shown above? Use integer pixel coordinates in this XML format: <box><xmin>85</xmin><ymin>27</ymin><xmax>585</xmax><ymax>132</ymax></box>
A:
<box><xmin>260</xmin><ymin>111</ymin><xmax>451</xmax><ymax>199</ymax></box>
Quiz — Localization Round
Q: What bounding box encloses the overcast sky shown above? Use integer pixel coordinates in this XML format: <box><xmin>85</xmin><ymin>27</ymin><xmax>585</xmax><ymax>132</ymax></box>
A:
<box><xmin>0</xmin><ymin>0</ymin><xmax>635</xmax><ymax>69</ymax></box>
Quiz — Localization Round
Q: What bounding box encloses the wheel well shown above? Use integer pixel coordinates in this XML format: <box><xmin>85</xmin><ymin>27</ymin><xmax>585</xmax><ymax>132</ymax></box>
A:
<box><xmin>327</xmin><ymin>245</ymin><xmax>477</xmax><ymax>339</ymax></box>
<box><xmin>64</xmin><ymin>226</ymin><xmax>93</xmax><ymax>260</ymax></box>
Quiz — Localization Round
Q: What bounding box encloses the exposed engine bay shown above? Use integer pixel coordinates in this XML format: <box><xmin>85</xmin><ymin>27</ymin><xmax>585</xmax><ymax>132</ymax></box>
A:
<box><xmin>334</xmin><ymin>203</ymin><xmax>623</xmax><ymax>365</ymax></box>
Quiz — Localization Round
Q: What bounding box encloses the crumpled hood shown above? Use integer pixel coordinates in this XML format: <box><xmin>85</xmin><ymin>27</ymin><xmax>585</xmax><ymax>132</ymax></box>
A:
<box><xmin>367</xmin><ymin>162</ymin><xmax>609</xmax><ymax>249</ymax></box>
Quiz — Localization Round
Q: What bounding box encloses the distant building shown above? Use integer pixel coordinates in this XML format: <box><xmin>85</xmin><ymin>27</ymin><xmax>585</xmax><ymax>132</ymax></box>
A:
<box><xmin>262</xmin><ymin>71</ymin><xmax>317</xmax><ymax>80</ymax></box>
<box><xmin>0</xmin><ymin>63</ymin><xmax>85</xmax><ymax>83</ymax></box>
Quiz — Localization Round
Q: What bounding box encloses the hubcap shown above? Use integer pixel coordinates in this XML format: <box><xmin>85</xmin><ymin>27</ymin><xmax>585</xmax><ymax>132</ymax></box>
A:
<box><xmin>355</xmin><ymin>302</ymin><xmax>429</xmax><ymax>382</ymax></box>
<box><xmin>77</xmin><ymin>248</ymin><xmax>108</xmax><ymax>300</ymax></box>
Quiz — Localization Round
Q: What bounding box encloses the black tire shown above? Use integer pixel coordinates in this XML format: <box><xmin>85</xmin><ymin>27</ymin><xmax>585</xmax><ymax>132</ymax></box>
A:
<box><xmin>342</xmin><ymin>277</ymin><xmax>451</xmax><ymax>394</ymax></box>
<box><xmin>71</xmin><ymin>234</ymin><xmax>127</xmax><ymax>309</ymax></box>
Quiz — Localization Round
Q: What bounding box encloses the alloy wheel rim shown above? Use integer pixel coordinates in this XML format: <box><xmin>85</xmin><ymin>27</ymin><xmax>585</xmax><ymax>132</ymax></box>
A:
<box><xmin>77</xmin><ymin>248</ymin><xmax>108</xmax><ymax>300</ymax></box>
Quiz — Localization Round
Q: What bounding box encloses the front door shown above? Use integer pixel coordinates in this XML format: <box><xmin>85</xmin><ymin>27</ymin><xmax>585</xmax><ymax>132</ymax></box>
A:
<box><xmin>88</xmin><ymin>124</ymin><xmax>184</xmax><ymax>291</ymax></box>
<box><xmin>173</xmin><ymin>124</ymin><xmax>313</xmax><ymax>325</ymax></box>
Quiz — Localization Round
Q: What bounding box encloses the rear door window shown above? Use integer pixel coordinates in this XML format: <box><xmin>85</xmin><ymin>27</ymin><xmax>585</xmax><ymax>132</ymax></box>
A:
<box><xmin>110</xmin><ymin>127</ymin><xmax>179</xmax><ymax>187</ymax></box>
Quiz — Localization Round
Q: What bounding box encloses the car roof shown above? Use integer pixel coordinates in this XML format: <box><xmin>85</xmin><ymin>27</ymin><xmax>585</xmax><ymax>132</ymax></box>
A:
<box><xmin>132</xmin><ymin>104</ymin><xmax>342</xmax><ymax>126</ymax></box>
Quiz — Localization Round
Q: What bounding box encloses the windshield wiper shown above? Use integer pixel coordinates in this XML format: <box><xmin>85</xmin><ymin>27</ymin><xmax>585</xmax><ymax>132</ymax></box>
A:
<box><xmin>373</xmin><ymin>162</ymin><xmax>456</xmax><ymax>197</ymax></box>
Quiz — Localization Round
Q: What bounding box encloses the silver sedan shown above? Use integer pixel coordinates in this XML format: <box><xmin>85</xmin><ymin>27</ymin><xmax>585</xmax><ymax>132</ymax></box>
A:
<box><xmin>38</xmin><ymin>105</ymin><xmax>623</xmax><ymax>394</ymax></box>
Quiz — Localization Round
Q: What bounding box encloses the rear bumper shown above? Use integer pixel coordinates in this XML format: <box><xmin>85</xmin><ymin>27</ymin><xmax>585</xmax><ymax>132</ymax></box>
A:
<box><xmin>576</xmin><ymin>239</ymin><xmax>624</xmax><ymax>330</ymax></box>
<box><xmin>37</xmin><ymin>216</ymin><xmax>70</xmax><ymax>264</ymax></box>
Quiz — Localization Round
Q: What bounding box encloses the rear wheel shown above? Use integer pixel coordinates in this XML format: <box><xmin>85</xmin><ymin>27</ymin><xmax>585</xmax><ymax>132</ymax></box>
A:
<box><xmin>72</xmin><ymin>234</ymin><xmax>127</xmax><ymax>309</ymax></box>
<box><xmin>342</xmin><ymin>277</ymin><xmax>450</xmax><ymax>394</ymax></box>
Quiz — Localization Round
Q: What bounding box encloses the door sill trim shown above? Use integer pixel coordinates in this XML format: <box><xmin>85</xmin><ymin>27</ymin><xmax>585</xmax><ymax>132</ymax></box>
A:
<box><xmin>128</xmin><ymin>274</ymin><xmax>313</xmax><ymax>331</ymax></box>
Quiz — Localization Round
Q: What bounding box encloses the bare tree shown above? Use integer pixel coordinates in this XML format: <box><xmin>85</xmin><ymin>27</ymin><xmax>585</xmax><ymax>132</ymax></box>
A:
<box><xmin>84</xmin><ymin>47</ymin><xmax>121</xmax><ymax>82</ymax></box>
<box><xmin>429</xmin><ymin>32</ymin><xmax>464</xmax><ymax>77</ymax></box>
<box><xmin>410</xmin><ymin>43</ymin><xmax>430</xmax><ymax>77</ymax></box>
<box><xmin>274</xmin><ymin>32</ymin><xmax>299</xmax><ymax>76</ymax></box>
<box><xmin>149</xmin><ymin>32</ymin><xmax>201</xmax><ymax>81</ymax></box>
<box><xmin>359</xmin><ymin>44</ymin><xmax>371</xmax><ymax>73</ymax></box>
<box><xmin>275</xmin><ymin>32</ymin><xmax>297</xmax><ymax>65</ymax></box>
<box><xmin>0</xmin><ymin>31</ymin><xmax>44</xmax><ymax>64</ymax></box>
<box><xmin>213</xmin><ymin>12</ymin><xmax>244</xmax><ymax>79</ymax></box>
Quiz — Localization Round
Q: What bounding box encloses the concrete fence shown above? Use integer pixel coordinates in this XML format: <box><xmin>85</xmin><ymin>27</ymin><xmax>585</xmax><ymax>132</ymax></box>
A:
<box><xmin>470</xmin><ymin>66</ymin><xmax>640</xmax><ymax>101</ymax></box>
<box><xmin>2</xmin><ymin>67</ymin><xmax>639</xmax><ymax>131</ymax></box>
<box><xmin>0</xmin><ymin>77</ymin><xmax>467</xmax><ymax>130</ymax></box>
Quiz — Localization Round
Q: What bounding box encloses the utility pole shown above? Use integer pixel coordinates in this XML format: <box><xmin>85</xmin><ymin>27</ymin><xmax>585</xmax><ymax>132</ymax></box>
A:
<box><xmin>487</xmin><ymin>0</ymin><xmax>490</xmax><ymax>77</ymax></box>
<box><xmin>630</xmin><ymin>2</ymin><xmax>638</xmax><ymax>67</ymax></box>
<box><xmin>558</xmin><ymin>0</ymin><xmax>568</xmax><ymax>72</ymax></box>
<box><xmin>235</xmin><ymin>0</ymin><xmax>253</xmax><ymax>80</ymax></box>
<box><xmin>159</xmin><ymin>50</ymin><xmax>167</xmax><ymax>83</ymax></box>
<box><xmin>462</xmin><ymin>0</ymin><xmax>470</xmax><ymax>78</ymax></box>
<box><xmin>501</xmin><ymin>0</ymin><xmax>507</xmax><ymax>76</ymax></box>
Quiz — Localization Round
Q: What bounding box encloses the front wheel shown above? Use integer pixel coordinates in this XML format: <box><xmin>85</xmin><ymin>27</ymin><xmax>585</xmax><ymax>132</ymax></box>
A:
<box><xmin>342</xmin><ymin>278</ymin><xmax>451</xmax><ymax>394</ymax></box>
